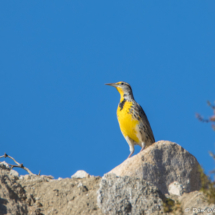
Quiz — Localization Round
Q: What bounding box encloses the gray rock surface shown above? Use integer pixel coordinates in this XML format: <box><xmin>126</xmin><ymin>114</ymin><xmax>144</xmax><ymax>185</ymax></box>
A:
<box><xmin>0</xmin><ymin>167</ymin><xmax>28</xmax><ymax>215</ymax></box>
<box><xmin>109</xmin><ymin>141</ymin><xmax>201</xmax><ymax>194</ymax></box>
<box><xmin>97</xmin><ymin>173</ymin><xmax>165</xmax><ymax>215</ymax></box>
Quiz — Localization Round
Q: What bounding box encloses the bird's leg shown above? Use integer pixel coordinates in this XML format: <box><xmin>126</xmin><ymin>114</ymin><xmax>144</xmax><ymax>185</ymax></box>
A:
<box><xmin>140</xmin><ymin>142</ymin><xmax>145</xmax><ymax>152</ymax></box>
<box><xmin>125</xmin><ymin>136</ymin><xmax>134</xmax><ymax>158</ymax></box>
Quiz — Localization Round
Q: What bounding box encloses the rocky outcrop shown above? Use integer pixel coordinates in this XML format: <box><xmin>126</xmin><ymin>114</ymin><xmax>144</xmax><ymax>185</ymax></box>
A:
<box><xmin>108</xmin><ymin>141</ymin><xmax>201</xmax><ymax>194</ymax></box>
<box><xmin>0</xmin><ymin>141</ymin><xmax>211</xmax><ymax>215</ymax></box>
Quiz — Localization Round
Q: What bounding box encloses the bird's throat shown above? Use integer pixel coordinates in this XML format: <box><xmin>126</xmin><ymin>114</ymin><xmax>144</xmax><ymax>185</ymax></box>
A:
<box><xmin>116</xmin><ymin>87</ymin><xmax>124</xmax><ymax>98</ymax></box>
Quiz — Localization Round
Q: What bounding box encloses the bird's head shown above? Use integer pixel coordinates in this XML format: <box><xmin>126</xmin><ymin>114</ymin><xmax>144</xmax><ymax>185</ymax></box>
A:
<box><xmin>105</xmin><ymin>81</ymin><xmax>134</xmax><ymax>100</ymax></box>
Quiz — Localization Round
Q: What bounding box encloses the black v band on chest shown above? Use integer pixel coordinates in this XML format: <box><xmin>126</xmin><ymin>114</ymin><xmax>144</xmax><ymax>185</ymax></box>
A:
<box><xmin>119</xmin><ymin>99</ymin><xmax>126</xmax><ymax>111</ymax></box>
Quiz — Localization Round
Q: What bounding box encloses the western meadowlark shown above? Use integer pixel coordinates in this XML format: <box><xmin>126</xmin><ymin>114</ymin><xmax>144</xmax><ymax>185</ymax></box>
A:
<box><xmin>105</xmin><ymin>81</ymin><xmax>155</xmax><ymax>158</ymax></box>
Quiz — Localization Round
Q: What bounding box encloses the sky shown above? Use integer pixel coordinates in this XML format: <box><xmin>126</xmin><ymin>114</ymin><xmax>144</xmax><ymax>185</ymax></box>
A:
<box><xmin>0</xmin><ymin>1</ymin><xmax>214</xmax><ymax>178</ymax></box>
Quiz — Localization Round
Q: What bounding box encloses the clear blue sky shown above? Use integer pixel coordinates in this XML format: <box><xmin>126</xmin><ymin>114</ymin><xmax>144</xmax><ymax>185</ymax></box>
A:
<box><xmin>0</xmin><ymin>1</ymin><xmax>214</xmax><ymax>178</ymax></box>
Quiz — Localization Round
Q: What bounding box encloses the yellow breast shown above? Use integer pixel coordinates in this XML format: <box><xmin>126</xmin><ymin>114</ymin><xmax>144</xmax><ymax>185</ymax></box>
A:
<box><xmin>117</xmin><ymin>100</ymin><xmax>140</xmax><ymax>143</ymax></box>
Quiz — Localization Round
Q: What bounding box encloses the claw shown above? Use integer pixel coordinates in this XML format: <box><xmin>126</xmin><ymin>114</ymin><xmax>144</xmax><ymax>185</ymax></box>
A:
<box><xmin>128</xmin><ymin>151</ymin><xmax>134</xmax><ymax>158</ymax></box>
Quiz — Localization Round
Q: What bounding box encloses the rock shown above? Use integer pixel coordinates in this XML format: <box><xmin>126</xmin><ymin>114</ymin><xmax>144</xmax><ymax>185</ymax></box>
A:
<box><xmin>41</xmin><ymin>175</ymin><xmax>54</xmax><ymax>179</ymax></box>
<box><xmin>71</xmin><ymin>170</ymin><xmax>90</xmax><ymax>179</ymax></box>
<box><xmin>0</xmin><ymin>161</ymin><xmax>10</xmax><ymax>169</ymax></box>
<box><xmin>19</xmin><ymin>175</ymin><xmax>24</xmax><ymax>180</ymax></box>
<box><xmin>10</xmin><ymin>169</ymin><xmax>19</xmax><ymax>178</ymax></box>
<box><xmin>179</xmin><ymin>191</ymin><xmax>215</xmax><ymax>214</ymax></box>
<box><xmin>24</xmin><ymin>174</ymin><xmax>31</xmax><ymax>180</ymax></box>
<box><xmin>0</xmin><ymin>166</ymin><xmax>28</xmax><ymax>214</ymax></box>
<box><xmin>97</xmin><ymin>173</ymin><xmax>165</xmax><ymax>215</ymax></box>
<box><xmin>108</xmin><ymin>141</ymin><xmax>201</xmax><ymax>194</ymax></box>
<box><xmin>168</xmin><ymin>181</ymin><xmax>184</xmax><ymax>196</ymax></box>
<box><xmin>0</xmin><ymin>141</ymin><xmax>206</xmax><ymax>215</ymax></box>
<box><xmin>0</xmin><ymin>162</ymin><xmax>212</xmax><ymax>215</ymax></box>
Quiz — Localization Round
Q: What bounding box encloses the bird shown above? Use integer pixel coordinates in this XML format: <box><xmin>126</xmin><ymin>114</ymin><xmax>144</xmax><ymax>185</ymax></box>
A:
<box><xmin>105</xmin><ymin>81</ymin><xmax>155</xmax><ymax>158</ymax></box>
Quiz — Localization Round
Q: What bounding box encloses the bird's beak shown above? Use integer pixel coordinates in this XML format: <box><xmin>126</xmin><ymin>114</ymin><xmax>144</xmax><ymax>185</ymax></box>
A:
<box><xmin>105</xmin><ymin>83</ymin><xmax>117</xmax><ymax>87</ymax></box>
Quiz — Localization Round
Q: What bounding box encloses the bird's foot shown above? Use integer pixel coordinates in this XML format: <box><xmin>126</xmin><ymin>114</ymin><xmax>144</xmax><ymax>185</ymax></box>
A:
<box><xmin>140</xmin><ymin>146</ymin><xmax>145</xmax><ymax>152</ymax></box>
<box><xmin>128</xmin><ymin>152</ymin><xmax>134</xmax><ymax>158</ymax></box>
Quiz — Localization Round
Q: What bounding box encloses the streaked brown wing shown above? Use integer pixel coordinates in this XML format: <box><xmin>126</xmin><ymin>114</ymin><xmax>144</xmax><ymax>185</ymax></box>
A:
<box><xmin>133</xmin><ymin>103</ymin><xmax>155</xmax><ymax>143</ymax></box>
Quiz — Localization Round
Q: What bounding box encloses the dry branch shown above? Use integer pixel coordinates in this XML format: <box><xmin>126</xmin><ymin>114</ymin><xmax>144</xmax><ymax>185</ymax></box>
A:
<box><xmin>196</xmin><ymin>101</ymin><xmax>215</xmax><ymax>131</ymax></box>
<box><xmin>0</xmin><ymin>153</ymin><xmax>34</xmax><ymax>175</ymax></box>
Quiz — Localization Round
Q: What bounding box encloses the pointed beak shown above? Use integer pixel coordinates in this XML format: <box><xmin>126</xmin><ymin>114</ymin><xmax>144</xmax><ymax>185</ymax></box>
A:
<box><xmin>105</xmin><ymin>83</ymin><xmax>117</xmax><ymax>87</ymax></box>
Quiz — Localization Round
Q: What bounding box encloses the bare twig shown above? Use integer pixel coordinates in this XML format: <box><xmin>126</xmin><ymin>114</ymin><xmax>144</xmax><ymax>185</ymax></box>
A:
<box><xmin>196</xmin><ymin>113</ymin><xmax>210</xmax><ymax>122</ymax></box>
<box><xmin>0</xmin><ymin>153</ymin><xmax>34</xmax><ymax>175</ymax></box>
<box><xmin>207</xmin><ymin>101</ymin><xmax>215</xmax><ymax>110</ymax></box>
<box><xmin>0</xmin><ymin>153</ymin><xmax>8</xmax><ymax>159</ymax></box>
<box><xmin>196</xmin><ymin>101</ymin><xmax>215</xmax><ymax>129</ymax></box>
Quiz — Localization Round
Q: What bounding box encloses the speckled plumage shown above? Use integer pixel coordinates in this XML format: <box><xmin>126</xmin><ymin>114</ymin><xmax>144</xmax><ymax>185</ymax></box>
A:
<box><xmin>106</xmin><ymin>81</ymin><xmax>155</xmax><ymax>158</ymax></box>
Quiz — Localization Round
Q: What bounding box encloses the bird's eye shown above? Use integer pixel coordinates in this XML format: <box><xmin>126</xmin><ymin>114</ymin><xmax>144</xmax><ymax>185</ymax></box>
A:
<box><xmin>121</xmin><ymin>82</ymin><xmax>124</xmax><ymax>85</ymax></box>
